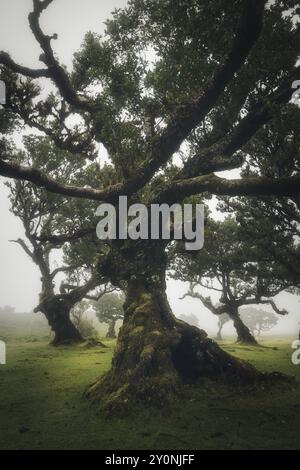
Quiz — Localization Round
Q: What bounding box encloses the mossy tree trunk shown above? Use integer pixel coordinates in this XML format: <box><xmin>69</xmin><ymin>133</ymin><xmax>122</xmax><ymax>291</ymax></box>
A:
<box><xmin>106</xmin><ymin>319</ymin><xmax>117</xmax><ymax>339</ymax></box>
<box><xmin>230</xmin><ymin>308</ymin><xmax>257</xmax><ymax>345</ymax></box>
<box><xmin>31</xmin><ymin>248</ymin><xmax>84</xmax><ymax>346</ymax></box>
<box><xmin>39</xmin><ymin>298</ymin><xmax>83</xmax><ymax>346</ymax></box>
<box><xmin>86</xmin><ymin>242</ymin><xmax>261</xmax><ymax>410</ymax></box>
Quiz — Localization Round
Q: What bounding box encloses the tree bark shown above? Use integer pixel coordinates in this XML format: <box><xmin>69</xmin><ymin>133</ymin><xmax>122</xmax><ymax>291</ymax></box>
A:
<box><xmin>85</xmin><ymin>242</ymin><xmax>262</xmax><ymax>411</ymax></box>
<box><xmin>39</xmin><ymin>298</ymin><xmax>83</xmax><ymax>346</ymax></box>
<box><xmin>106</xmin><ymin>319</ymin><xmax>117</xmax><ymax>339</ymax></box>
<box><xmin>231</xmin><ymin>310</ymin><xmax>257</xmax><ymax>345</ymax></box>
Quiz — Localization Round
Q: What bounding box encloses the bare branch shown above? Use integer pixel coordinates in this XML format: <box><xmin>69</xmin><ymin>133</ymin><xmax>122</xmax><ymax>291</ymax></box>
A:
<box><xmin>50</xmin><ymin>264</ymin><xmax>80</xmax><ymax>280</ymax></box>
<box><xmin>0</xmin><ymin>158</ymin><xmax>123</xmax><ymax>202</ymax></box>
<box><xmin>180</xmin><ymin>284</ymin><xmax>227</xmax><ymax>315</ymax></box>
<box><xmin>33</xmin><ymin>226</ymin><xmax>95</xmax><ymax>244</ymax></box>
<box><xmin>84</xmin><ymin>284</ymin><xmax>115</xmax><ymax>301</ymax></box>
<box><xmin>27</xmin><ymin>0</ymin><xmax>93</xmax><ymax>110</ymax></box>
<box><xmin>9</xmin><ymin>238</ymin><xmax>35</xmax><ymax>260</ymax></box>
<box><xmin>263</xmin><ymin>299</ymin><xmax>288</xmax><ymax>316</ymax></box>
<box><xmin>0</xmin><ymin>0</ymin><xmax>98</xmax><ymax>113</ymax></box>
<box><xmin>56</xmin><ymin>272</ymin><xmax>106</xmax><ymax>304</ymax></box>
<box><xmin>157</xmin><ymin>174</ymin><xmax>300</xmax><ymax>204</ymax></box>
<box><xmin>240</xmin><ymin>297</ymin><xmax>288</xmax><ymax>315</ymax></box>
<box><xmin>0</xmin><ymin>51</ymin><xmax>51</xmax><ymax>78</ymax></box>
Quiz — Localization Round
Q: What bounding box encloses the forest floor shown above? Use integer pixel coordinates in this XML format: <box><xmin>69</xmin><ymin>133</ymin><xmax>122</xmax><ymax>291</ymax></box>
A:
<box><xmin>0</xmin><ymin>329</ymin><xmax>300</xmax><ymax>449</ymax></box>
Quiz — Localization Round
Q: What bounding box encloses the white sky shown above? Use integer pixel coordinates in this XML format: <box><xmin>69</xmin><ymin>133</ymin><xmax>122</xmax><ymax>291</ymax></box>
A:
<box><xmin>0</xmin><ymin>0</ymin><xmax>299</xmax><ymax>338</ymax></box>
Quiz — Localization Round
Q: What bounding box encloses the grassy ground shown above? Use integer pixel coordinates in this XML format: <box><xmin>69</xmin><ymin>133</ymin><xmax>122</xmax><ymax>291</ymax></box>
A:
<box><xmin>0</xmin><ymin>334</ymin><xmax>300</xmax><ymax>449</ymax></box>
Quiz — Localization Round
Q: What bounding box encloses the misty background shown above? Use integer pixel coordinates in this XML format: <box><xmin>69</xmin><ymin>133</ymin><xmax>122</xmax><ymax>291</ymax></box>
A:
<box><xmin>0</xmin><ymin>0</ymin><xmax>299</xmax><ymax>337</ymax></box>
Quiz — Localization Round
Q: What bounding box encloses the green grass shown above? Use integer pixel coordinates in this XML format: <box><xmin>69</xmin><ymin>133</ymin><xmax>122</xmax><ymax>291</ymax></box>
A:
<box><xmin>0</xmin><ymin>335</ymin><xmax>300</xmax><ymax>449</ymax></box>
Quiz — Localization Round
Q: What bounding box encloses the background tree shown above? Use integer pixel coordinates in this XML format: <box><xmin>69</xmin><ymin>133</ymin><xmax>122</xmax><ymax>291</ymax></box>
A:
<box><xmin>70</xmin><ymin>301</ymin><xmax>98</xmax><ymax>340</ymax></box>
<box><xmin>93</xmin><ymin>292</ymin><xmax>124</xmax><ymax>339</ymax></box>
<box><xmin>6</xmin><ymin>136</ymin><xmax>109</xmax><ymax>345</ymax></box>
<box><xmin>214</xmin><ymin>309</ymin><xmax>278</xmax><ymax>341</ymax></box>
<box><xmin>175</xmin><ymin>216</ymin><xmax>292</xmax><ymax>344</ymax></box>
<box><xmin>222</xmin><ymin>106</ymin><xmax>300</xmax><ymax>288</ymax></box>
<box><xmin>0</xmin><ymin>0</ymin><xmax>300</xmax><ymax>408</ymax></box>
<box><xmin>241</xmin><ymin>308</ymin><xmax>279</xmax><ymax>338</ymax></box>
<box><xmin>216</xmin><ymin>313</ymin><xmax>230</xmax><ymax>341</ymax></box>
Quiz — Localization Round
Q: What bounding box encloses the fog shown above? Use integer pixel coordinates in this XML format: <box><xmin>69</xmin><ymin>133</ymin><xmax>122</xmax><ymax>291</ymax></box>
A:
<box><xmin>0</xmin><ymin>0</ymin><xmax>299</xmax><ymax>338</ymax></box>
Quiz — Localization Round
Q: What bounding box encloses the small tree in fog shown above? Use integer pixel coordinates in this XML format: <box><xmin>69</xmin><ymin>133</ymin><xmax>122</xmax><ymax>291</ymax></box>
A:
<box><xmin>216</xmin><ymin>314</ymin><xmax>230</xmax><ymax>341</ymax></box>
<box><xmin>174</xmin><ymin>217</ymin><xmax>291</xmax><ymax>344</ymax></box>
<box><xmin>215</xmin><ymin>310</ymin><xmax>278</xmax><ymax>340</ymax></box>
<box><xmin>94</xmin><ymin>293</ymin><xmax>124</xmax><ymax>339</ymax></box>
<box><xmin>71</xmin><ymin>301</ymin><xmax>98</xmax><ymax>339</ymax></box>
